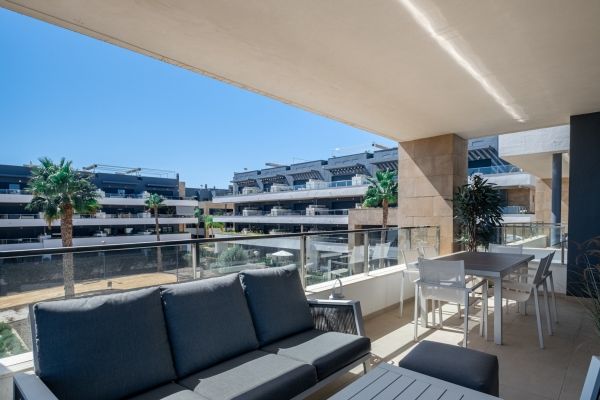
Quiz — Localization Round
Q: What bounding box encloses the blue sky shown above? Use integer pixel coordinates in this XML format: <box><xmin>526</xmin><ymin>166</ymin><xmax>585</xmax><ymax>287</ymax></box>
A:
<box><xmin>0</xmin><ymin>8</ymin><xmax>396</xmax><ymax>188</ymax></box>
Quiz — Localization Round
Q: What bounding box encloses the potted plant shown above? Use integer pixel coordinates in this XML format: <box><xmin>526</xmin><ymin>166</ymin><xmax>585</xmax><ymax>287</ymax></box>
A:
<box><xmin>454</xmin><ymin>174</ymin><xmax>503</xmax><ymax>252</ymax></box>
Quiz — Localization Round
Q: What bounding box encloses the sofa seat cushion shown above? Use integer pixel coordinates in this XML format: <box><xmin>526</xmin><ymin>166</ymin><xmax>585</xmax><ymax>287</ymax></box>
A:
<box><xmin>178</xmin><ymin>350</ymin><xmax>317</xmax><ymax>400</ymax></box>
<box><xmin>262</xmin><ymin>329</ymin><xmax>371</xmax><ymax>380</ymax></box>
<box><xmin>128</xmin><ymin>383</ymin><xmax>206</xmax><ymax>400</ymax></box>
<box><xmin>398</xmin><ymin>340</ymin><xmax>499</xmax><ymax>396</ymax></box>
<box><xmin>239</xmin><ymin>266</ymin><xmax>314</xmax><ymax>346</ymax></box>
<box><xmin>32</xmin><ymin>287</ymin><xmax>176</xmax><ymax>400</ymax></box>
<box><xmin>160</xmin><ymin>274</ymin><xmax>259</xmax><ymax>377</ymax></box>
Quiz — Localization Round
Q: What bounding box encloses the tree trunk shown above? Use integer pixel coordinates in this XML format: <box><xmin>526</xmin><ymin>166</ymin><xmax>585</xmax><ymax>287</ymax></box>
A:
<box><xmin>204</xmin><ymin>222</ymin><xmax>210</xmax><ymax>239</ymax></box>
<box><xmin>195</xmin><ymin>221</ymin><xmax>200</xmax><ymax>238</ymax></box>
<box><xmin>154</xmin><ymin>206</ymin><xmax>163</xmax><ymax>271</ymax></box>
<box><xmin>60</xmin><ymin>204</ymin><xmax>75</xmax><ymax>298</ymax></box>
<box><xmin>379</xmin><ymin>199</ymin><xmax>389</xmax><ymax>269</ymax></box>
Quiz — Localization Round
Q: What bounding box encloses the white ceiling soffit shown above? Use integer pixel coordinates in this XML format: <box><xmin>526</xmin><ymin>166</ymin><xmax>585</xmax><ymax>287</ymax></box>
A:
<box><xmin>499</xmin><ymin>125</ymin><xmax>569</xmax><ymax>179</ymax></box>
<box><xmin>3</xmin><ymin>0</ymin><xmax>600</xmax><ymax>141</ymax></box>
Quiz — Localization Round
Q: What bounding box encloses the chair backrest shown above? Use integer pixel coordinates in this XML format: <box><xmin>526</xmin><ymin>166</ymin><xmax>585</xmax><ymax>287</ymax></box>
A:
<box><xmin>401</xmin><ymin>249</ymin><xmax>420</xmax><ymax>270</ymax></box>
<box><xmin>533</xmin><ymin>253</ymin><xmax>552</xmax><ymax>285</ymax></box>
<box><xmin>580</xmin><ymin>356</ymin><xmax>600</xmax><ymax>400</ymax></box>
<box><xmin>418</xmin><ymin>259</ymin><xmax>466</xmax><ymax>303</ymax></box>
<box><xmin>489</xmin><ymin>244</ymin><xmax>523</xmax><ymax>254</ymax></box>
<box><xmin>372</xmin><ymin>242</ymin><xmax>391</xmax><ymax>260</ymax></box>
<box><xmin>418</xmin><ymin>259</ymin><xmax>466</xmax><ymax>288</ymax></box>
<box><xmin>418</xmin><ymin>245</ymin><xmax>438</xmax><ymax>259</ymax></box>
<box><xmin>542</xmin><ymin>251</ymin><xmax>556</xmax><ymax>277</ymax></box>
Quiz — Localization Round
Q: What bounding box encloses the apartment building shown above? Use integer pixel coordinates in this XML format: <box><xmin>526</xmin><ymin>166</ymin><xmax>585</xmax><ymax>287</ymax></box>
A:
<box><xmin>0</xmin><ymin>164</ymin><xmax>230</xmax><ymax>250</ymax></box>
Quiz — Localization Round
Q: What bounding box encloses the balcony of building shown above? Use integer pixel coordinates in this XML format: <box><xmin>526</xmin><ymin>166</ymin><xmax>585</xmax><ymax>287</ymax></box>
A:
<box><xmin>0</xmin><ymin>212</ymin><xmax>197</xmax><ymax>228</ymax></box>
<box><xmin>0</xmin><ymin>225</ymin><xmax>593</xmax><ymax>400</ymax></box>
<box><xmin>212</xmin><ymin>178</ymin><xmax>370</xmax><ymax>204</ymax></box>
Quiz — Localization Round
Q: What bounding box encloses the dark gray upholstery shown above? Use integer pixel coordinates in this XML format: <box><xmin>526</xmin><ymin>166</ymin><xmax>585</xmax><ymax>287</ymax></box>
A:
<box><xmin>32</xmin><ymin>288</ymin><xmax>176</xmax><ymax>400</ymax></box>
<box><xmin>128</xmin><ymin>383</ymin><xmax>205</xmax><ymax>400</ymax></box>
<box><xmin>160</xmin><ymin>275</ymin><xmax>259</xmax><ymax>377</ymax></box>
<box><xmin>178</xmin><ymin>350</ymin><xmax>317</xmax><ymax>400</ymax></box>
<box><xmin>239</xmin><ymin>266</ymin><xmax>314</xmax><ymax>346</ymax></box>
<box><xmin>262</xmin><ymin>329</ymin><xmax>371</xmax><ymax>380</ymax></box>
<box><xmin>398</xmin><ymin>340</ymin><xmax>499</xmax><ymax>396</ymax></box>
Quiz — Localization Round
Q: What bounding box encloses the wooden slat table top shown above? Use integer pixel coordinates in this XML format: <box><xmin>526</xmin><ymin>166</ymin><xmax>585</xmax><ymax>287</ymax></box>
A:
<box><xmin>436</xmin><ymin>252</ymin><xmax>534</xmax><ymax>278</ymax></box>
<box><xmin>329</xmin><ymin>363</ymin><xmax>502</xmax><ymax>400</ymax></box>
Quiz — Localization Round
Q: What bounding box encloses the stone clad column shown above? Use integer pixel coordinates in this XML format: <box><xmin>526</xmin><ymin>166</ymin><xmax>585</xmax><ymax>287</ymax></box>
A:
<box><xmin>398</xmin><ymin>134</ymin><xmax>467</xmax><ymax>255</ymax></box>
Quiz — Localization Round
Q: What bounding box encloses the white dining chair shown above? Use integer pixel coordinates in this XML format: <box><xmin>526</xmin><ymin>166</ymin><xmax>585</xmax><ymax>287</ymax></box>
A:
<box><xmin>399</xmin><ymin>249</ymin><xmax>420</xmax><ymax>317</ymax></box>
<box><xmin>418</xmin><ymin>245</ymin><xmax>438</xmax><ymax>259</ymax></box>
<box><xmin>488</xmin><ymin>244</ymin><xmax>523</xmax><ymax>254</ymax></box>
<box><xmin>540</xmin><ymin>251</ymin><xmax>558</xmax><ymax>325</ymax></box>
<box><xmin>413</xmin><ymin>259</ymin><xmax>488</xmax><ymax>347</ymax></box>
<box><xmin>500</xmin><ymin>253</ymin><xmax>553</xmax><ymax>349</ymax></box>
<box><xmin>489</xmin><ymin>244</ymin><xmax>525</xmax><ymax>311</ymax></box>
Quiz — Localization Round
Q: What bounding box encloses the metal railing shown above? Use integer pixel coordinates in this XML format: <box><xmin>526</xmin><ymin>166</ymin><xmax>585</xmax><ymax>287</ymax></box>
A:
<box><xmin>222</xmin><ymin>209</ymin><xmax>350</xmax><ymax>217</ymax></box>
<box><xmin>218</xmin><ymin>179</ymin><xmax>368</xmax><ymax>197</ymax></box>
<box><xmin>0</xmin><ymin>189</ymin><xmax>195</xmax><ymax>201</ymax></box>
<box><xmin>0</xmin><ymin>225</ymin><xmax>439</xmax><ymax>358</ymax></box>
<box><xmin>0</xmin><ymin>213</ymin><xmax>196</xmax><ymax>220</ymax></box>
<box><xmin>468</xmin><ymin>165</ymin><xmax>523</xmax><ymax>175</ymax></box>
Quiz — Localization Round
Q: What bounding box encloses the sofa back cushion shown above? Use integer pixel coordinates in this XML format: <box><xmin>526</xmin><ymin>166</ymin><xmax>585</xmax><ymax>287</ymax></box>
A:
<box><xmin>160</xmin><ymin>274</ymin><xmax>259</xmax><ymax>377</ymax></box>
<box><xmin>32</xmin><ymin>287</ymin><xmax>176</xmax><ymax>400</ymax></box>
<box><xmin>239</xmin><ymin>266</ymin><xmax>314</xmax><ymax>346</ymax></box>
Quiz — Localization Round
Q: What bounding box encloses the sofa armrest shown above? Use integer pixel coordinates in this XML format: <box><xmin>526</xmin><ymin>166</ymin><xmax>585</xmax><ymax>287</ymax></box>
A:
<box><xmin>13</xmin><ymin>373</ymin><xmax>58</xmax><ymax>400</ymax></box>
<box><xmin>307</xmin><ymin>299</ymin><xmax>365</xmax><ymax>336</ymax></box>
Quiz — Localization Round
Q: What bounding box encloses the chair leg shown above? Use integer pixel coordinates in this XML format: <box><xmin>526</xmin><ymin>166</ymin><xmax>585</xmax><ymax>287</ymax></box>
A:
<box><xmin>414</xmin><ymin>285</ymin><xmax>419</xmax><ymax>341</ymax></box>
<box><xmin>542</xmin><ymin>281</ymin><xmax>553</xmax><ymax>336</ymax></box>
<box><xmin>549</xmin><ymin>273</ymin><xmax>558</xmax><ymax>324</ymax></box>
<box><xmin>463</xmin><ymin>291</ymin><xmax>469</xmax><ymax>347</ymax></box>
<box><xmin>399</xmin><ymin>274</ymin><xmax>404</xmax><ymax>317</ymax></box>
<box><xmin>484</xmin><ymin>284</ymin><xmax>489</xmax><ymax>341</ymax></box>
<box><xmin>533</xmin><ymin>287</ymin><xmax>544</xmax><ymax>349</ymax></box>
<box><xmin>457</xmin><ymin>303</ymin><xmax>461</xmax><ymax>319</ymax></box>
<box><xmin>432</xmin><ymin>299</ymin><xmax>437</xmax><ymax>327</ymax></box>
<box><xmin>438</xmin><ymin>300</ymin><xmax>443</xmax><ymax>328</ymax></box>
<box><xmin>363</xmin><ymin>360</ymin><xmax>371</xmax><ymax>374</ymax></box>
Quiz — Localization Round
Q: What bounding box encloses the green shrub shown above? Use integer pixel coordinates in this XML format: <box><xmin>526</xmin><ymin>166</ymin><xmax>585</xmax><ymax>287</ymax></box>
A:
<box><xmin>217</xmin><ymin>246</ymin><xmax>248</xmax><ymax>266</ymax></box>
<box><xmin>0</xmin><ymin>322</ymin><xmax>27</xmax><ymax>358</ymax></box>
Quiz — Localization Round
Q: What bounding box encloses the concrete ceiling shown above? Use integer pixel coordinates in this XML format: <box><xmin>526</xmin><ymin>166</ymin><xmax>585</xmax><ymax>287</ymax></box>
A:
<box><xmin>3</xmin><ymin>0</ymin><xmax>600</xmax><ymax>142</ymax></box>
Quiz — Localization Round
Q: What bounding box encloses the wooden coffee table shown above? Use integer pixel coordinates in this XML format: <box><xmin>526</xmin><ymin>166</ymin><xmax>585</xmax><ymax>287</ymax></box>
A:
<box><xmin>329</xmin><ymin>363</ymin><xmax>502</xmax><ymax>400</ymax></box>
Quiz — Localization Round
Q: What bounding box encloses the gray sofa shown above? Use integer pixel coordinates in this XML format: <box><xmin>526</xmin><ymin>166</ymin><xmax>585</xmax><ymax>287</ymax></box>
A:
<box><xmin>13</xmin><ymin>265</ymin><xmax>371</xmax><ymax>400</ymax></box>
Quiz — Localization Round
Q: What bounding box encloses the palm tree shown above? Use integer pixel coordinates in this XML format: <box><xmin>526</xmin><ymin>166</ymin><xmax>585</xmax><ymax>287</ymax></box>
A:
<box><xmin>26</xmin><ymin>157</ymin><xmax>100</xmax><ymax>298</ymax></box>
<box><xmin>362</xmin><ymin>170</ymin><xmax>398</xmax><ymax>269</ymax></box>
<box><xmin>202</xmin><ymin>215</ymin><xmax>224</xmax><ymax>238</ymax></box>
<box><xmin>362</xmin><ymin>170</ymin><xmax>398</xmax><ymax>228</ymax></box>
<box><xmin>145</xmin><ymin>193</ymin><xmax>165</xmax><ymax>271</ymax></box>
<box><xmin>193</xmin><ymin>206</ymin><xmax>203</xmax><ymax>238</ymax></box>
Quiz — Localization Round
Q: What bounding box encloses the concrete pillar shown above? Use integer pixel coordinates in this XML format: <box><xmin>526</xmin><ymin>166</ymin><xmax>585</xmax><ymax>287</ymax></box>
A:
<box><xmin>551</xmin><ymin>153</ymin><xmax>562</xmax><ymax>246</ymax></box>
<box><xmin>398</xmin><ymin>134</ymin><xmax>467</xmax><ymax>255</ymax></box>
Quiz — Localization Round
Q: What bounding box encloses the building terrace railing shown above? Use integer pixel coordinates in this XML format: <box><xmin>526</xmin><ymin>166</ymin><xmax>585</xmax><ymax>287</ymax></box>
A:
<box><xmin>221</xmin><ymin>209</ymin><xmax>350</xmax><ymax>217</ymax></box>
<box><xmin>468</xmin><ymin>165</ymin><xmax>523</xmax><ymax>175</ymax></box>
<box><xmin>0</xmin><ymin>189</ymin><xmax>196</xmax><ymax>201</ymax></box>
<box><xmin>0</xmin><ymin>226</ymin><xmax>439</xmax><ymax>358</ymax></box>
<box><xmin>0</xmin><ymin>213</ymin><xmax>196</xmax><ymax>220</ymax></box>
<box><xmin>216</xmin><ymin>179</ymin><xmax>368</xmax><ymax>198</ymax></box>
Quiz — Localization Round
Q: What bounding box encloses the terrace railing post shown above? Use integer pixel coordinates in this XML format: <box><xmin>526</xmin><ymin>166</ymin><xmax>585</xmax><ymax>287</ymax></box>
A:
<box><xmin>300</xmin><ymin>235</ymin><xmax>307</xmax><ymax>288</ymax></box>
<box><xmin>192</xmin><ymin>243</ymin><xmax>197</xmax><ymax>280</ymax></box>
<box><xmin>363</xmin><ymin>232</ymin><xmax>369</xmax><ymax>275</ymax></box>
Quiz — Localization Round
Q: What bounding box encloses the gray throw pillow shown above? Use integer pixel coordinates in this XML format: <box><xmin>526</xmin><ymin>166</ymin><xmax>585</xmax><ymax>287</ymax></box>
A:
<box><xmin>239</xmin><ymin>266</ymin><xmax>314</xmax><ymax>346</ymax></box>
<box><xmin>160</xmin><ymin>274</ymin><xmax>260</xmax><ymax>377</ymax></box>
<box><xmin>33</xmin><ymin>287</ymin><xmax>176</xmax><ymax>400</ymax></box>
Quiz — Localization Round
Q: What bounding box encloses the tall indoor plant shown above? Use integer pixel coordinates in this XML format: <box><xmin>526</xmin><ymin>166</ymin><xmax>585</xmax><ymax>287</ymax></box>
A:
<box><xmin>453</xmin><ymin>174</ymin><xmax>503</xmax><ymax>252</ymax></box>
<box><xmin>26</xmin><ymin>157</ymin><xmax>100</xmax><ymax>297</ymax></box>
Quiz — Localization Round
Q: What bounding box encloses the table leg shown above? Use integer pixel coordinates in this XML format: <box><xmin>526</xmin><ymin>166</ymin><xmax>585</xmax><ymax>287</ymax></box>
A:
<box><xmin>493</xmin><ymin>277</ymin><xmax>503</xmax><ymax>345</ymax></box>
